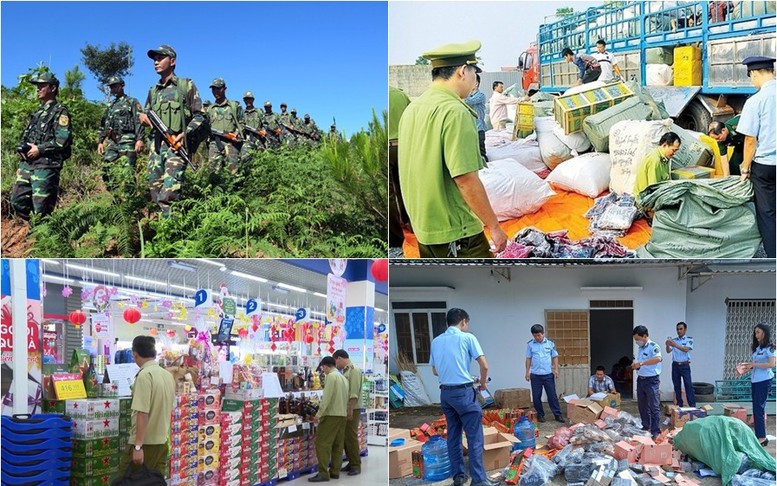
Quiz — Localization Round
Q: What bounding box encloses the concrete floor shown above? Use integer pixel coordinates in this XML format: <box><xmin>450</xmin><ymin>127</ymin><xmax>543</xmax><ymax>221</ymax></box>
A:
<box><xmin>389</xmin><ymin>400</ymin><xmax>776</xmax><ymax>486</ymax></box>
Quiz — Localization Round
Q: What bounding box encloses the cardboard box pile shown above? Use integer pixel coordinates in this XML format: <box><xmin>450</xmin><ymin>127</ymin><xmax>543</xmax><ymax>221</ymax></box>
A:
<box><xmin>723</xmin><ymin>405</ymin><xmax>748</xmax><ymax>424</ymax></box>
<box><xmin>493</xmin><ymin>388</ymin><xmax>533</xmax><ymax>409</ymax></box>
<box><xmin>670</xmin><ymin>407</ymin><xmax>707</xmax><ymax>428</ymax></box>
<box><xmin>118</xmin><ymin>398</ymin><xmax>132</xmax><ymax>453</ymax></box>
<box><xmin>68</xmin><ymin>398</ymin><xmax>121</xmax><ymax>483</ymax></box>
<box><xmin>388</xmin><ymin>437</ymin><xmax>424</xmax><ymax>479</ymax></box>
<box><xmin>260</xmin><ymin>398</ymin><xmax>280</xmax><ymax>484</ymax></box>
<box><xmin>276</xmin><ymin>419</ymin><xmax>316</xmax><ymax>479</ymax></box>
<box><xmin>554</xmin><ymin>82</ymin><xmax>634</xmax><ymax>134</ymax></box>
<box><xmin>218</xmin><ymin>410</ymin><xmax>243</xmax><ymax>485</ymax></box>
<box><xmin>674</xmin><ymin>46</ymin><xmax>702</xmax><ymax>86</ymax></box>
<box><xmin>514</xmin><ymin>103</ymin><xmax>535</xmax><ymax>139</ymax></box>
<box><xmin>613</xmin><ymin>435</ymin><xmax>673</xmax><ymax>466</ymax></box>
<box><xmin>197</xmin><ymin>389</ymin><xmax>222</xmax><ymax>486</ymax></box>
<box><xmin>169</xmin><ymin>392</ymin><xmax>199</xmax><ymax>485</ymax></box>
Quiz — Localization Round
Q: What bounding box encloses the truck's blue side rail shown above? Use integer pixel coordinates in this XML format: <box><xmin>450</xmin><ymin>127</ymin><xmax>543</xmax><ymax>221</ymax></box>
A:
<box><xmin>538</xmin><ymin>1</ymin><xmax>775</xmax><ymax>93</ymax></box>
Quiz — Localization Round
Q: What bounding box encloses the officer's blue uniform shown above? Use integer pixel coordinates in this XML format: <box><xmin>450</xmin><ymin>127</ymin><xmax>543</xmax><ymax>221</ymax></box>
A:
<box><xmin>738</xmin><ymin>55</ymin><xmax>776</xmax><ymax>258</ymax></box>
<box><xmin>525</xmin><ymin>338</ymin><xmax>562</xmax><ymax>419</ymax></box>
<box><xmin>751</xmin><ymin>344</ymin><xmax>776</xmax><ymax>439</ymax></box>
<box><xmin>636</xmin><ymin>339</ymin><xmax>662</xmax><ymax>436</ymax></box>
<box><xmin>669</xmin><ymin>335</ymin><xmax>695</xmax><ymax>407</ymax></box>
<box><xmin>430</xmin><ymin>326</ymin><xmax>487</xmax><ymax>483</ymax></box>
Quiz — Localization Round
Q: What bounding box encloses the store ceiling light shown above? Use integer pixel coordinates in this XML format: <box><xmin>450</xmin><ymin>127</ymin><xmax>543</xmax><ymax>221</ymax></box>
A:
<box><xmin>41</xmin><ymin>259</ymin><xmax>59</xmax><ymax>265</ymax></box>
<box><xmin>66</xmin><ymin>263</ymin><xmax>120</xmax><ymax>277</ymax></box>
<box><xmin>125</xmin><ymin>275</ymin><xmax>167</xmax><ymax>286</ymax></box>
<box><xmin>201</xmin><ymin>259</ymin><xmax>227</xmax><ymax>270</ymax></box>
<box><xmin>267</xmin><ymin>302</ymin><xmax>293</xmax><ymax>310</ymax></box>
<box><xmin>42</xmin><ymin>275</ymin><xmax>74</xmax><ymax>284</ymax></box>
<box><xmin>375</xmin><ymin>307</ymin><xmax>385</xmax><ymax>312</ymax></box>
<box><xmin>313</xmin><ymin>292</ymin><xmax>327</xmax><ymax>298</ymax></box>
<box><xmin>277</xmin><ymin>283</ymin><xmax>306</xmax><ymax>293</ymax></box>
<box><xmin>168</xmin><ymin>261</ymin><xmax>197</xmax><ymax>272</ymax></box>
<box><xmin>271</xmin><ymin>285</ymin><xmax>289</xmax><ymax>294</ymax></box>
<box><xmin>231</xmin><ymin>271</ymin><xmax>268</xmax><ymax>283</ymax></box>
<box><xmin>169</xmin><ymin>283</ymin><xmax>197</xmax><ymax>292</ymax></box>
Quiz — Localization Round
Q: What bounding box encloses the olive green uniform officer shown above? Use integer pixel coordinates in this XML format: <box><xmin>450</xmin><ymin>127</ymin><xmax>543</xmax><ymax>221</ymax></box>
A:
<box><xmin>389</xmin><ymin>86</ymin><xmax>412</xmax><ymax>248</ymax></box>
<box><xmin>261</xmin><ymin>101</ymin><xmax>283</xmax><ymax>149</ymax></box>
<box><xmin>10</xmin><ymin>72</ymin><xmax>72</xmax><ymax>220</ymax></box>
<box><xmin>333</xmin><ymin>349</ymin><xmax>364</xmax><ymax>475</ymax></box>
<box><xmin>140</xmin><ymin>44</ymin><xmax>207</xmax><ymax>218</ymax></box>
<box><xmin>98</xmin><ymin>75</ymin><xmax>145</xmax><ymax>193</ymax></box>
<box><xmin>240</xmin><ymin>91</ymin><xmax>265</xmax><ymax>161</ymax></box>
<box><xmin>397</xmin><ymin>40</ymin><xmax>508</xmax><ymax>258</ymax></box>
<box><xmin>308</xmin><ymin>356</ymin><xmax>349</xmax><ymax>483</ymax></box>
<box><xmin>207</xmin><ymin>77</ymin><xmax>243</xmax><ymax>175</ymax></box>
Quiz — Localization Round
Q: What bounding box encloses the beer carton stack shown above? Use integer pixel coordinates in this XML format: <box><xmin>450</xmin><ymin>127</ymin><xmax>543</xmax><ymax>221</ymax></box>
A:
<box><xmin>358</xmin><ymin>413</ymin><xmax>368</xmax><ymax>454</ymax></box>
<box><xmin>221</xmin><ymin>396</ymin><xmax>261</xmax><ymax>486</ymax></box>
<box><xmin>118</xmin><ymin>398</ymin><xmax>132</xmax><ymax>454</ymax></box>
<box><xmin>197</xmin><ymin>389</ymin><xmax>222</xmax><ymax>486</ymax></box>
<box><xmin>169</xmin><ymin>392</ymin><xmax>199</xmax><ymax>485</ymax></box>
<box><xmin>218</xmin><ymin>410</ymin><xmax>243</xmax><ymax>486</ymax></box>
<box><xmin>67</xmin><ymin>398</ymin><xmax>121</xmax><ymax>485</ymax></box>
<box><xmin>276</xmin><ymin>416</ymin><xmax>304</xmax><ymax>478</ymax></box>
<box><xmin>258</xmin><ymin>398</ymin><xmax>279</xmax><ymax>484</ymax></box>
<box><xmin>243</xmin><ymin>399</ymin><xmax>261</xmax><ymax>485</ymax></box>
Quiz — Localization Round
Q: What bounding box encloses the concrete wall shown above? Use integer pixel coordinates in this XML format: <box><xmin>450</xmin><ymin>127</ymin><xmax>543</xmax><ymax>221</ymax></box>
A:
<box><xmin>390</xmin><ymin>264</ymin><xmax>775</xmax><ymax>403</ymax></box>
<box><xmin>390</xmin><ymin>65</ymin><xmax>524</xmax><ymax>103</ymax></box>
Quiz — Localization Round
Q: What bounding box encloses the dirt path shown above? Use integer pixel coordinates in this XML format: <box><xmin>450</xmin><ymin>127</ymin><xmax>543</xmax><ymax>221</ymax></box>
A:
<box><xmin>1</xmin><ymin>216</ymin><xmax>32</xmax><ymax>257</ymax></box>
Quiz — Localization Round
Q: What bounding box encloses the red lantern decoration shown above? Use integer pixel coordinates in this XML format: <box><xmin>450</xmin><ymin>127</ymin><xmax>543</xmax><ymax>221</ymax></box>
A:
<box><xmin>123</xmin><ymin>307</ymin><xmax>141</xmax><ymax>325</ymax></box>
<box><xmin>305</xmin><ymin>334</ymin><xmax>314</xmax><ymax>344</ymax></box>
<box><xmin>238</xmin><ymin>328</ymin><xmax>248</xmax><ymax>339</ymax></box>
<box><xmin>370</xmin><ymin>259</ymin><xmax>388</xmax><ymax>282</ymax></box>
<box><xmin>166</xmin><ymin>330</ymin><xmax>176</xmax><ymax>339</ymax></box>
<box><xmin>68</xmin><ymin>310</ymin><xmax>87</xmax><ymax>328</ymax></box>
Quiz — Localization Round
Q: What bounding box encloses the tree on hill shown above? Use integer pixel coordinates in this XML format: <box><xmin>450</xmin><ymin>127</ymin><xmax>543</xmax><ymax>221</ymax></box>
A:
<box><xmin>80</xmin><ymin>42</ymin><xmax>134</xmax><ymax>101</ymax></box>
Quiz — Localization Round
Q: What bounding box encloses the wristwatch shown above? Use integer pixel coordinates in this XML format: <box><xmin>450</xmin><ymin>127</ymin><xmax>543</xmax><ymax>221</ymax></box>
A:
<box><xmin>740</xmin><ymin>164</ymin><xmax>751</xmax><ymax>175</ymax></box>
<box><xmin>134</xmin><ymin>445</ymin><xmax>143</xmax><ymax>451</ymax></box>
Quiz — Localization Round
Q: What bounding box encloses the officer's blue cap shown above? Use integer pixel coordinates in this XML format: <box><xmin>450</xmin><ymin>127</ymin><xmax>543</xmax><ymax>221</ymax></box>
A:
<box><xmin>742</xmin><ymin>56</ymin><xmax>775</xmax><ymax>72</ymax></box>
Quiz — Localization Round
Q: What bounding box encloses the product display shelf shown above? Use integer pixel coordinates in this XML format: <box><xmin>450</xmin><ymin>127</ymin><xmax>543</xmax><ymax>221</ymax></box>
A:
<box><xmin>365</xmin><ymin>374</ymin><xmax>389</xmax><ymax>446</ymax></box>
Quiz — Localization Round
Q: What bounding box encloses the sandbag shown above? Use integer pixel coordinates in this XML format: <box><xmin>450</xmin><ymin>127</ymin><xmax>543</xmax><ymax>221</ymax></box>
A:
<box><xmin>670</xmin><ymin>123</ymin><xmax>713</xmax><ymax>169</ymax></box>
<box><xmin>625</xmin><ymin>81</ymin><xmax>670</xmax><ymax>120</ymax></box>
<box><xmin>646</xmin><ymin>64</ymin><xmax>674</xmax><ymax>86</ymax></box>
<box><xmin>552</xmin><ymin>123</ymin><xmax>592</xmax><ymax>153</ymax></box>
<box><xmin>583</xmin><ymin>97</ymin><xmax>653</xmax><ymax>153</ymax></box>
<box><xmin>609</xmin><ymin>119</ymin><xmax>673</xmax><ymax>195</ymax></box>
<box><xmin>484</xmin><ymin>128</ymin><xmax>516</xmax><ymax>148</ymax></box>
<box><xmin>535</xmin><ymin>116</ymin><xmax>573</xmax><ymax>170</ymax></box>
<box><xmin>672</xmin><ymin>416</ymin><xmax>776</xmax><ymax>486</ymax></box>
<box><xmin>533</xmin><ymin>101</ymin><xmax>554</xmax><ymax>117</ymax></box>
<box><xmin>487</xmin><ymin>143</ymin><xmax>547</xmax><ymax>174</ymax></box>
<box><xmin>546</xmin><ymin>153</ymin><xmax>611</xmax><ymax>198</ymax></box>
<box><xmin>479</xmin><ymin>158</ymin><xmax>555</xmax><ymax>221</ymax></box>
<box><xmin>564</xmin><ymin>81</ymin><xmax>606</xmax><ymax>96</ymax></box>
<box><xmin>637</xmin><ymin>177</ymin><xmax>762</xmax><ymax>258</ymax></box>
<box><xmin>398</xmin><ymin>371</ymin><xmax>432</xmax><ymax>406</ymax></box>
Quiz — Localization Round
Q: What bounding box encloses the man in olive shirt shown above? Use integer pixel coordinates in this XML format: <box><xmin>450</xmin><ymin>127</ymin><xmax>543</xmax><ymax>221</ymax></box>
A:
<box><xmin>309</xmin><ymin>356</ymin><xmax>349</xmax><ymax>482</ymax></box>
<box><xmin>709</xmin><ymin>117</ymin><xmax>744</xmax><ymax>175</ymax></box>
<box><xmin>634</xmin><ymin>132</ymin><xmax>682</xmax><ymax>203</ymax></box>
<box><xmin>398</xmin><ymin>40</ymin><xmax>508</xmax><ymax>258</ymax></box>
<box><xmin>333</xmin><ymin>349</ymin><xmax>364</xmax><ymax>476</ymax></box>
<box><xmin>117</xmin><ymin>335</ymin><xmax>175</xmax><ymax>478</ymax></box>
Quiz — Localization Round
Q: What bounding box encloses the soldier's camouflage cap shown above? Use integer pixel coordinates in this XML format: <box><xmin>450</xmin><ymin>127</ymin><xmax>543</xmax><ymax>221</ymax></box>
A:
<box><xmin>422</xmin><ymin>40</ymin><xmax>482</xmax><ymax>73</ymax></box>
<box><xmin>264</xmin><ymin>100</ymin><xmax>272</xmax><ymax>107</ymax></box>
<box><xmin>147</xmin><ymin>45</ymin><xmax>177</xmax><ymax>59</ymax></box>
<box><xmin>304</xmin><ymin>114</ymin><xmax>310</xmax><ymax>118</ymax></box>
<box><xmin>243</xmin><ymin>91</ymin><xmax>255</xmax><ymax>99</ymax></box>
<box><xmin>280</xmin><ymin>102</ymin><xmax>287</xmax><ymax>107</ymax></box>
<box><xmin>29</xmin><ymin>72</ymin><xmax>60</xmax><ymax>86</ymax></box>
<box><xmin>291</xmin><ymin>108</ymin><xmax>297</xmax><ymax>113</ymax></box>
<box><xmin>209</xmin><ymin>78</ymin><xmax>226</xmax><ymax>88</ymax></box>
<box><xmin>105</xmin><ymin>75</ymin><xmax>124</xmax><ymax>86</ymax></box>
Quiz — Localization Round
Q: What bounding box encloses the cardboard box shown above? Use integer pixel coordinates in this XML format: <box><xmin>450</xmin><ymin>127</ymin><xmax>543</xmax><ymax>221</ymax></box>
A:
<box><xmin>71</xmin><ymin>418</ymin><xmax>119</xmax><ymax>439</ymax></box>
<box><xmin>554</xmin><ymin>82</ymin><xmax>634</xmax><ymax>134</ymax></box>
<box><xmin>593</xmin><ymin>392</ymin><xmax>621</xmax><ymax>409</ymax></box>
<box><xmin>614</xmin><ymin>441</ymin><xmax>639</xmax><ymax>463</ymax></box>
<box><xmin>671</xmin><ymin>166</ymin><xmax>714</xmax><ymax>180</ymax></box>
<box><xmin>66</xmin><ymin>399</ymin><xmax>121</xmax><ymax>419</ymax></box>
<box><xmin>71</xmin><ymin>437</ymin><xmax>120</xmax><ymax>458</ymax></box>
<box><xmin>463</xmin><ymin>427</ymin><xmax>520</xmax><ymax>471</ymax></box>
<box><xmin>639</xmin><ymin>443</ymin><xmax>673</xmax><ymax>466</ymax></box>
<box><xmin>568</xmin><ymin>399</ymin><xmax>604</xmax><ymax>424</ymax></box>
<box><xmin>601</xmin><ymin>406</ymin><xmax>619</xmax><ymax>420</ymax></box>
<box><xmin>671</xmin><ymin>407</ymin><xmax>706</xmax><ymax>428</ymax></box>
<box><xmin>494</xmin><ymin>388</ymin><xmax>533</xmax><ymax>409</ymax></box>
<box><xmin>389</xmin><ymin>439</ymin><xmax>423</xmax><ymax>479</ymax></box>
<box><xmin>723</xmin><ymin>405</ymin><xmax>748</xmax><ymax>424</ymax></box>
<box><xmin>388</xmin><ymin>428</ymin><xmax>412</xmax><ymax>442</ymax></box>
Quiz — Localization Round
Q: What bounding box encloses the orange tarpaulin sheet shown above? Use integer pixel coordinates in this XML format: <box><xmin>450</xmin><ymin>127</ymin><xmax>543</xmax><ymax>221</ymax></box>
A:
<box><xmin>402</xmin><ymin>189</ymin><xmax>652</xmax><ymax>258</ymax></box>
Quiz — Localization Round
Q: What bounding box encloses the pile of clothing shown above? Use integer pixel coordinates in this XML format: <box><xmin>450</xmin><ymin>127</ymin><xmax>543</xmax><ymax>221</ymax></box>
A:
<box><xmin>497</xmin><ymin>227</ymin><xmax>635</xmax><ymax>258</ymax></box>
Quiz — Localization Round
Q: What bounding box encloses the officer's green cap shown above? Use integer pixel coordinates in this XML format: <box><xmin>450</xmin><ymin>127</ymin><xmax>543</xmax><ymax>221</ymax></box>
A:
<box><xmin>243</xmin><ymin>91</ymin><xmax>255</xmax><ymax>99</ymax></box>
<box><xmin>264</xmin><ymin>101</ymin><xmax>272</xmax><ymax>107</ymax></box>
<box><xmin>105</xmin><ymin>75</ymin><xmax>124</xmax><ymax>86</ymax></box>
<box><xmin>422</xmin><ymin>40</ymin><xmax>482</xmax><ymax>73</ymax></box>
<box><xmin>147</xmin><ymin>45</ymin><xmax>177</xmax><ymax>59</ymax></box>
<box><xmin>29</xmin><ymin>72</ymin><xmax>59</xmax><ymax>86</ymax></box>
<box><xmin>209</xmin><ymin>77</ymin><xmax>226</xmax><ymax>88</ymax></box>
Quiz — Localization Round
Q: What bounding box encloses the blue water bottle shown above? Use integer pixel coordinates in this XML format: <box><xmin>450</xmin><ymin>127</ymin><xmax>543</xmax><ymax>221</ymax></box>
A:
<box><xmin>422</xmin><ymin>435</ymin><xmax>452</xmax><ymax>481</ymax></box>
<box><xmin>512</xmin><ymin>416</ymin><xmax>536</xmax><ymax>452</ymax></box>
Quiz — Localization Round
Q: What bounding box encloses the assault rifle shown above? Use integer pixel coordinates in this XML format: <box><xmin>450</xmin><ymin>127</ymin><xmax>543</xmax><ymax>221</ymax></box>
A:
<box><xmin>210</xmin><ymin>129</ymin><xmax>243</xmax><ymax>143</ymax></box>
<box><xmin>243</xmin><ymin>125</ymin><xmax>267</xmax><ymax>140</ymax></box>
<box><xmin>147</xmin><ymin>110</ymin><xmax>195</xmax><ymax>170</ymax></box>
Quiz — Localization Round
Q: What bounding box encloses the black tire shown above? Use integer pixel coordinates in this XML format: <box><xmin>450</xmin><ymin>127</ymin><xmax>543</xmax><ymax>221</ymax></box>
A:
<box><xmin>693</xmin><ymin>382</ymin><xmax>715</xmax><ymax>396</ymax></box>
<box><xmin>675</xmin><ymin>100</ymin><xmax>713</xmax><ymax>132</ymax></box>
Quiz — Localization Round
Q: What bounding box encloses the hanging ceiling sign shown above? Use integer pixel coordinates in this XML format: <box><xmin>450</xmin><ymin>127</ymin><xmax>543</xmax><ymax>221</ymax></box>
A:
<box><xmin>326</xmin><ymin>274</ymin><xmax>347</xmax><ymax>326</ymax></box>
<box><xmin>245</xmin><ymin>299</ymin><xmax>260</xmax><ymax>317</ymax></box>
<box><xmin>194</xmin><ymin>289</ymin><xmax>212</xmax><ymax>308</ymax></box>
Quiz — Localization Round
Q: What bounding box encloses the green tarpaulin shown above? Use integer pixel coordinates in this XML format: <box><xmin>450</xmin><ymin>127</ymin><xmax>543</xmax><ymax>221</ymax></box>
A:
<box><xmin>637</xmin><ymin>177</ymin><xmax>762</xmax><ymax>258</ymax></box>
<box><xmin>673</xmin><ymin>416</ymin><xmax>776</xmax><ymax>486</ymax></box>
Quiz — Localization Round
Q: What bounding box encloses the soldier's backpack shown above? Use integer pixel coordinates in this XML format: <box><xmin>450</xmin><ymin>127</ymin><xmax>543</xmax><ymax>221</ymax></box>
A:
<box><xmin>149</xmin><ymin>77</ymin><xmax>210</xmax><ymax>155</ymax></box>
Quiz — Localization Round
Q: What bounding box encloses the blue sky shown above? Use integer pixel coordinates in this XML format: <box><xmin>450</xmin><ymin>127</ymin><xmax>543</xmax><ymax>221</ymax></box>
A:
<box><xmin>1</xmin><ymin>1</ymin><xmax>387</xmax><ymax>136</ymax></box>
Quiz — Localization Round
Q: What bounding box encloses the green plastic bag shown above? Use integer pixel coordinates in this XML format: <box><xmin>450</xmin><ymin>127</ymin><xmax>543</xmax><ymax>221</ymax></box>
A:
<box><xmin>673</xmin><ymin>416</ymin><xmax>776</xmax><ymax>486</ymax></box>
<box><xmin>637</xmin><ymin>177</ymin><xmax>761</xmax><ymax>258</ymax></box>
<box><xmin>583</xmin><ymin>97</ymin><xmax>652</xmax><ymax>152</ymax></box>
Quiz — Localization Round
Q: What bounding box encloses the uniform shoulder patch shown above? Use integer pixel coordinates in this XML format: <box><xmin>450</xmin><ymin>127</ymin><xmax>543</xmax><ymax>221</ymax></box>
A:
<box><xmin>58</xmin><ymin>114</ymin><xmax>69</xmax><ymax>126</ymax></box>
<box><xmin>653</xmin><ymin>344</ymin><xmax>660</xmax><ymax>353</ymax></box>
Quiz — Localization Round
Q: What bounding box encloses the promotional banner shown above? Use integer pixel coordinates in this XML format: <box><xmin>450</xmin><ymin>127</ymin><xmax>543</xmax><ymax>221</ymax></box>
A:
<box><xmin>1</xmin><ymin>259</ymin><xmax>43</xmax><ymax>415</ymax></box>
<box><xmin>91</xmin><ymin>312</ymin><xmax>110</xmax><ymax>339</ymax></box>
<box><xmin>326</xmin><ymin>274</ymin><xmax>347</xmax><ymax>325</ymax></box>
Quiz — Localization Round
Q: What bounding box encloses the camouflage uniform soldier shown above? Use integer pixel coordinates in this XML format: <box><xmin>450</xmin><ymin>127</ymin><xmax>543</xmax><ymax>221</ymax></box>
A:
<box><xmin>10</xmin><ymin>73</ymin><xmax>73</xmax><ymax>220</ymax></box>
<box><xmin>97</xmin><ymin>76</ymin><xmax>145</xmax><ymax>192</ymax></box>
<box><xmin>139</xmin><ymin>45</ymin><xmax>207</xmax><ymax>218</ymax></box>
<box><xmin>241</xmin><ymin>91</ymin><xmax>264</xmax><ymax>162</ymax></box>
<box><xmin>203</xmin><ymin>100</ymin><xmax>212</xmax><ymax>112</ymax></box>
<box><xmin>278</xmin><ymin>102</ymin><xmax>294</xmax><ymax>147</ymax></box>
<box><xmin>261</xmin><ymin>101</ymin><xmax>283</xmax><ymax>149</ymax></box>
<box><xmin>207</xmin><ymin>78</ymin><xmax>243</xmax><ymax>174</ymax></box>
<box><xmin>302</xmin><ymin>114</ymin><xmax>321</xmax><ymax>146</ymax></box>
